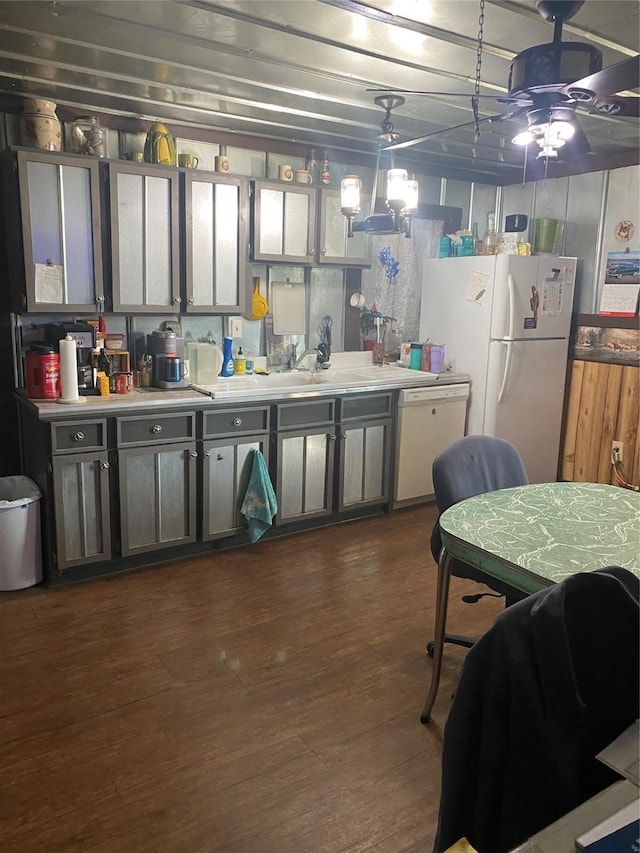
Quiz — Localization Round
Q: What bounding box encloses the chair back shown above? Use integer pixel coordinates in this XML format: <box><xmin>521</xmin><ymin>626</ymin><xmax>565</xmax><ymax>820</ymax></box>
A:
<box><xmin>430</xmin><ymin>435</ymin><xmax>528</xmax><ymax>562</ymax></box>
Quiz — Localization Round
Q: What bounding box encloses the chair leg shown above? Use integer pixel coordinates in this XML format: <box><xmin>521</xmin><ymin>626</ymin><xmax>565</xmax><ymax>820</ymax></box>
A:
<box><xmin>426</xmin><ymin>633</ymin><xmax>475</xmax><ymax>657</ymax></box>
<box><xmin>421</xmin><ymin>549</ymin><xmax>453</xmax><ymax>724</ymax></box>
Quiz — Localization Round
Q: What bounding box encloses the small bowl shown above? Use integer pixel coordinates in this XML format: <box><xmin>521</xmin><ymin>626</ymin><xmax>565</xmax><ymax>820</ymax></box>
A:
<box><xmin>105</xmin><ymin>334</ymin><xmax>125</xmax><ymax>350</ymax></box>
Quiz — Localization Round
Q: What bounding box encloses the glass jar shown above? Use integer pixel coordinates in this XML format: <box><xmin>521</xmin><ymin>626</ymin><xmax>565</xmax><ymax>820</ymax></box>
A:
<box><xmin>69</xmin><ymin>115</ymin><xmax>106</xmax><ymax>157</ymax></box>
<box><xmin>482</xmin><ymin>211</ymin><xmax>498</xmax><ymax>256</ymax></box>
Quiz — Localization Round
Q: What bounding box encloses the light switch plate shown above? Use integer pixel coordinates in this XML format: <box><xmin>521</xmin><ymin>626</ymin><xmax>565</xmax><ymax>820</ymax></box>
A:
<box><xmin>231</xmin><ymin>317</ymin><xmax>243</xmax><ymax>338</ymax></box>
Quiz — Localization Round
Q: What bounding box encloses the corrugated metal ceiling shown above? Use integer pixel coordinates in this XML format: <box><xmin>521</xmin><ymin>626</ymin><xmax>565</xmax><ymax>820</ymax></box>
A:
<box><xmin>0</xmin><ymin>0</ymin><xmax>637</xmax><ymax>183</ymax></box>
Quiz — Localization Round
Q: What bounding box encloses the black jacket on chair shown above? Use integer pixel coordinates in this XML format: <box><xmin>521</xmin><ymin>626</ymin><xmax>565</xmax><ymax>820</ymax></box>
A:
<box><xmin>434</xmin><ymin>566</ymin><xmax>640</xmax><ymax>853</ymax></box>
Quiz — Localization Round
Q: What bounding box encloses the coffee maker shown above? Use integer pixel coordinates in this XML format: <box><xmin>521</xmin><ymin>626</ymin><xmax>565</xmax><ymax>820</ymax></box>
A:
<box><xmin>46</xmin><ymin>322</ymin><xmax>97</xmax><ymax>395</ymax></box>
<box><xmin>146</xmin><ymin>330</ymin><xmax>189</xmax><ymax>389</ymax></box>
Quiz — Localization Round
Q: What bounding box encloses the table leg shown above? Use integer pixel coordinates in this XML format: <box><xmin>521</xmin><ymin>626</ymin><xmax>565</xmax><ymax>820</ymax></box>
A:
<box><xmin>421</xmin><ymin>548</ymin><xmax>453</xmax><ymax>724</ymax></box>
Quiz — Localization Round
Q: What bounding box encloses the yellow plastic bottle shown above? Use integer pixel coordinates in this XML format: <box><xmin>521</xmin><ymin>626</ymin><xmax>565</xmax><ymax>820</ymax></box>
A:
<box><xmin>233</xmin><ymin>347</ymin><xmax>246</xmax><ymax>375</ymax></box>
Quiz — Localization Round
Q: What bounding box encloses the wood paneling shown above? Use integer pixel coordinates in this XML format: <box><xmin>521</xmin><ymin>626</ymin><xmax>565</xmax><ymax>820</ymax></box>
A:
<box><xmin>0</xmin><ymin>505</ymin><xmax>505</xmax><ymax>852</ymax></box>
<box><xmin>562</xmin><ymin>360</ymin><xmax>639</xmax><ymax>486</ymax></box>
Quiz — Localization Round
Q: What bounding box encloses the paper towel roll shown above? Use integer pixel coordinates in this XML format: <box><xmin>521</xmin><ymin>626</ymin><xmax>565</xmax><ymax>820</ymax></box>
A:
<box><xmin>59</xmin><ymin>335</ymin><xmax>80</xmax><ymax>401</ymax></box>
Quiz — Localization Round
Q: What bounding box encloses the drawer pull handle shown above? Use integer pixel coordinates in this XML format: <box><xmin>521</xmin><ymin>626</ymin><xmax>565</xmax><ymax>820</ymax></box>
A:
<box><xmin>152</xmin><ymin>424</ymin><xmax>163</xmax><ymax>434</ymax></box>
<box><xmin>189</xmin><ymin>451</ymin><xmax>198</xmax><ymax>459</ymax></box>
<box><xmin>100</xmin><ymin>462</ymin><xmax>110</xmax><ymax>470</ymax></box>
<box><xmin>231</xmin><ymin>417</ymin><xmax>242</xmax><ymax>427</ymax></box>
<box><xmin>71</xmin><ymin>432</ymin><xmax>85</xmax><ymax>442</ymax></box>
<box><xmin>217</xmin><ymin>452</ymin><xmax>224</xmax><ymax>461</ymax></box>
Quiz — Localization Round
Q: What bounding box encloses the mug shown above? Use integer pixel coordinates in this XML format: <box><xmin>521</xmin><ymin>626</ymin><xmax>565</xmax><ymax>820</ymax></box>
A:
<box><xmin>165</xmin><ymin>357</ymin><xmax>188</xmax><ymax>382</ymax></box>
<box><xmin>214</xmin><ymin>155</ymin><xmax>230</xmax><ymax>173</ymax></box>
<box><xmin>178</xmin><ymin>153</ymin><xmax>199</xmax><ymax>169</ymax></box>
<box><xmin>126</xmin><ymin>152</ymin><xmax>144</xmax><ymax>162</ymax></box>
<box><xmin>278</xmin><ymin>164</ymin><xmax>293</xmax><ymax>181</ymax></box>
<box><xmin>295</xmin><ymin>169</ymin><xmax>311</xmax><ymax>184</ymax></box>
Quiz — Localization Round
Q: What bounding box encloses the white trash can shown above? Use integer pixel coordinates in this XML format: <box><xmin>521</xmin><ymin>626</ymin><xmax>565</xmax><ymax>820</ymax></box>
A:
<box><xmin>0</xmin><ymin>476</ymin><xmax>43</xmax><ymax>591</ymax></box>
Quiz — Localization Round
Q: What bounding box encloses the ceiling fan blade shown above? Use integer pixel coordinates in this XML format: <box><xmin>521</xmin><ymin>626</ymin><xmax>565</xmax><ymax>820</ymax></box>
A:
<box><xmin>366</xmin><ymin>88</ymin><xmax>499</xmax><ymax>98</ymax></box>
<box><xmin>565</xmin><ymin>54</ymin><xmax>639</xmax><ymax>99</ymax></box>
<box><xmin>589</xmin><ymin>95</ymin><xmax>640</xmax><ymax>117</ymax></box>
<box><xmin>383</xmin><ymin>109</ymin><xmax>526</xmax><ymax>152</ymax></box>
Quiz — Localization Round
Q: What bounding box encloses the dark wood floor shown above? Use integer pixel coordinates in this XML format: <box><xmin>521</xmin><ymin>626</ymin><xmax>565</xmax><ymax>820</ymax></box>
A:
<box><xmin>0</xmin><ymin>505</ymin><xmax>504</xmax><ymax>852</ymax></box>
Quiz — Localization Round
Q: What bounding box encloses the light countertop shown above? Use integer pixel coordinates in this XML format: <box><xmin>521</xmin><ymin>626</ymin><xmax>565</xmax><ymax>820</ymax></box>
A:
<box><xmin>19</xmin><ymin>355</ymin><xmax>470</xmax><ymax>420</ymax></box>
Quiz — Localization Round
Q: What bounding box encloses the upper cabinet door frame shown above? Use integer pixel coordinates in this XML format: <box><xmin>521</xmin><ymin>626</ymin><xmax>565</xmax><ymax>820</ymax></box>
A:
<box><xmin>251</xmin><ymin>180</ymin><xmax>316</xmax><ymax>264</ymax></box>
<box><xmin>183</xmin><ymin>170</ymin><xmax>249</xmax><ymax>314</ymax></box>
<box><xmin>317</xmin><ymin>188</ymin><xmax>372</xmax><ymax>266</ymax></box>
<box><xmin>109</xmin><ymin>162</ymin><xmax>180</xmax><ymax>313</ymax></box>
<box><xmin>15</xmin><ymin>150</ymin><xmax>105</xmax><ymax>313</ymax></box>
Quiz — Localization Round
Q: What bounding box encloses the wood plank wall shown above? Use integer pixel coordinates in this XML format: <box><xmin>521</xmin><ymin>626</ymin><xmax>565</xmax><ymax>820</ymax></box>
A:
<box><xmin>562</xmin><ymin>360</ymin><xmax>639</xmax><ymax>486</ymax></box>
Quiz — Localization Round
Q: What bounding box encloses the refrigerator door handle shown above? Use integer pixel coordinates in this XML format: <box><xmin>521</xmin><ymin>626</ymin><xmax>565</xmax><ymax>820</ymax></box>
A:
<box><xmin>507</xmin><ymin>273</ymin><xmax>517</xmax><ymax>340</ymax></box>
<box><xmin>497</xmin><ymin>340</ymin><xmax>513</xmax><ymax>404</ymax></box>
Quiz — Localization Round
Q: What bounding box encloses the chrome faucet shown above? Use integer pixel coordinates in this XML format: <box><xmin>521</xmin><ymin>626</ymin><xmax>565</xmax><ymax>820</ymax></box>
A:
<box><xmin>291</xmin><ymin>347</ymin><xmax>322</xmax><ymax>371</ymax></box>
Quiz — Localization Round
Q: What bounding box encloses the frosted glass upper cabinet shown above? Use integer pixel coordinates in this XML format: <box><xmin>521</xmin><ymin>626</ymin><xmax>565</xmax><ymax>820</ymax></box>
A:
<box><xmin>318</xmin><ymin>188</ymin><xmax>371</xmax><ymax>266</ymax></box>
<box><xmin>251</xmin><ymin>180</ymin><xmax>316</xmax><ymax>264</ymax></box>
<box><xmin>109</xmin><ymin>162</ymin><xmax>180</xmax><ymax>313</ymax></box>
<box><xmin>183</xmin><ymin>171</ymin><xmax>249</xmax><ymax>314</ymax></box>
<box><xmin>4</xmin><ymin>150</ymin><xmax>105</xmax><ymax>313</ymax></box>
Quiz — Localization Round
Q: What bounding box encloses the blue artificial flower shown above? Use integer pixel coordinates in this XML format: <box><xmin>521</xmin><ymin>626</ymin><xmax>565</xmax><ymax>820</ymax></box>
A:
<box><xmin>378</xmin><ymin>247</ymin><xmax>400</xmax><ymax>283</ymax></box>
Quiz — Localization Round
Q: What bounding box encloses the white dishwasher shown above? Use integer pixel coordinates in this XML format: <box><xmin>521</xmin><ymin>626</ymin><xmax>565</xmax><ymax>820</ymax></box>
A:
<box><xmin>394</xmin><ymin>383</ymin><xmax>470</xmax><ymax>506</ymax></box>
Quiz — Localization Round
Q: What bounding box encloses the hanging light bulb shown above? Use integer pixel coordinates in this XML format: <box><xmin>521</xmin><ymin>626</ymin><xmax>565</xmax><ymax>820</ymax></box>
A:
<box><xmin>340</xmin><ymin>175</ymin><xmax>361</xmax><ymax>238</ymax></box>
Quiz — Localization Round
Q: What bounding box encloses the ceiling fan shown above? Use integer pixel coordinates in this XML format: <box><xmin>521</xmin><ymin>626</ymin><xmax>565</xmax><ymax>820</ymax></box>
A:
<box><xmin>369</xmin><ymin>0</ymin><xmax>639</xmax><ymax>160</ymax></box>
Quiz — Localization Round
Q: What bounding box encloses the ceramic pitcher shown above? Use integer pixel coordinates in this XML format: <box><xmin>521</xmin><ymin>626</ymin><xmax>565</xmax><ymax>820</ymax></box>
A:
<box><xmin>20</xmin><ymin>98</ymin><xmax>62</xmax><ymax>151</ymax></box>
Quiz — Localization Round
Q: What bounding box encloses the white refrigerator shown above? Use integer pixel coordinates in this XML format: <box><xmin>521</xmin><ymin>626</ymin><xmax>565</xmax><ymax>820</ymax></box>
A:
<box><xmin>420</xmin><ymin>254</ymin><xmax>577</xmax><ymax>483</ymax></box>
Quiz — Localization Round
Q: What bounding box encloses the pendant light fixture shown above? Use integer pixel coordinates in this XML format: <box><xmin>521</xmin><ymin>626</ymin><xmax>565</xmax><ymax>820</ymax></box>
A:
<box><xmin>341</xmin><ymin>95</ymin><xmax>419</xmax><ymax>239</ymax></box>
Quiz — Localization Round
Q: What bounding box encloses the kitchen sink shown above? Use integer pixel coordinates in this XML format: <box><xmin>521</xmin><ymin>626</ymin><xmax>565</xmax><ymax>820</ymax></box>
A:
<box><xmin>191</xmin><ymin>363</ymin><xmax>443</xmax><ymax>400</ymax></box>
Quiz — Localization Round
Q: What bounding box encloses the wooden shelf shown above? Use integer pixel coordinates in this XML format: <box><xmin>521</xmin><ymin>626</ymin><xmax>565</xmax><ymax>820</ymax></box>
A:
<box><xmin>91</xmin><ymin>350</ymin><xmax>130</xmax><ymax>373</ymax></box>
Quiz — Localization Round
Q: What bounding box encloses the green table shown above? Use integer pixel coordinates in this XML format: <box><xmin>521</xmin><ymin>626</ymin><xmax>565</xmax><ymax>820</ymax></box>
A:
<box><xmin>421</xmin><ymin>482</ymin><xmax>640</xmax><ymax>723</ymax></box>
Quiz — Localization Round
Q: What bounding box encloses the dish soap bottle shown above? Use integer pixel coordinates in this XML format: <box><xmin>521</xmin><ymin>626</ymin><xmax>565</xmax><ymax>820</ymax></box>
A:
<box><xmin>233</xmin><ymin>346</ymin><xmax>247</xmax><ymax>375</ymax></box>
<box><xmin>220</xmin><ymin>337</ymin><xmax>234</xmax><ymax>377</ymax></box>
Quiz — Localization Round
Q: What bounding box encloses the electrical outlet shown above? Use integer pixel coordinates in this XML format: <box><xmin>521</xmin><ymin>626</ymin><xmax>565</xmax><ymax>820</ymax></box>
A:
<box><xmin>230</xmin><ymin>317</ymin><xmax>243</xmax><ymax>338</ymax></box>
<box><xmin>611</xmin><ymin>440</ymin><xmax>624</xmax><ymax>464</ymax></box>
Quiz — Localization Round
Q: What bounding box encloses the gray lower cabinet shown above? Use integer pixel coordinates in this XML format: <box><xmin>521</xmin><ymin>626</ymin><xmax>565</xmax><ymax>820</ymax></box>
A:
<box><xmin>275</xmin><ymin>399</ymin><xmax>336</xmax><ymax>524</ymax></box>
<box><xmin>52</xmin><ymin>450</ymin><xmax>112</xmax><ymax>571</ymax></box>
<box><xmin>201</xmin><ymin>405</ymin><xmax>271</xmax><ymax>540</ymax></box>
<box><xmin>49</xmin><ymin>417</ymin><xmax>112</xmax><ymax>573</ymax></box>
<box><xmin>117</xmin><ymin>412</ymin><xmax>197</xmax><ymax>556</ymax></box>
<box><xmin>338</xmin><ymin>394</ymin><xmax>393</xmax><ymax>512</ymax></box>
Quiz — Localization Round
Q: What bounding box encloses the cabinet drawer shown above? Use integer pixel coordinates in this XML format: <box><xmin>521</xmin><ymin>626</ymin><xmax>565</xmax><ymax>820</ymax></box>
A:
<box><xmin>277</xmin><ymin>399</ymin><xmax>335</xmax><ymax>429</ymax></box>
<box><xmin>52</xmin><ymin>419</ymin><xmax>107</xmax><ymax>454</ymax></box>
<box><xmin>204</xmin><ymin>406</ymin><xmax>270</xmax><ymax>437</ymax></box>
<box><xmin>341</xmin><ymin>393</ymin><xmax>393</xmax><ymax>421</ymax></box>
<box><xmin>117</xmin><ymin>413</ymin><xmax>195</xmax><ymax>446</ymax></box>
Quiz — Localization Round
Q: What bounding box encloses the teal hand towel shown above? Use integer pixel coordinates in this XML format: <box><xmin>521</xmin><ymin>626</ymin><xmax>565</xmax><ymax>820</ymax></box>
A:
<box><xmin>241</xmin><ymin>449</ymin><xmax>278</xmax><ymax>542</ymax></box>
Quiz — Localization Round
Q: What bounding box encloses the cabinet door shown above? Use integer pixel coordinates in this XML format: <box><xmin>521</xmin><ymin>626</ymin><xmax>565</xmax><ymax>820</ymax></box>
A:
<box><xmin>118</xmin><ymin>441</ymin><xmax>196</xmax><ymax>556</ymax></box>
<box><xmin>276</xmin><ymin>427</ymin><xmax>335</xmax><ymax>523</ymax></box>
<box><xmin>184</xmin><ymin>171</ymin><xmax>248</xmax><ymax>313</ymax></box>
<box><xmin>17</xmin><ymin>151</ymin><xmax>104</xmax><ymax>312</ymax></box>
<box><xmin>338</xmin><ymin>418</ymin><xmax>391</xmax><ymax>511</ymax></box>
<box><xmin>317</xmin><ymin>189</ymin><xmax>371</xmax><ymax>266</ymax></box>
<box><xmin>202</xmin><ymin>436</ymin><xmax>269</xmax><ymax>540</ymax></box>
<box><xmin>110</xmin><ymin>163</ymin><xmax>180</xmax><ymax>312</ymax></box>
<box><xmin>252</xmin><ymin>181</ymin><xmax>316</xmax><ymax>263</ymax></box>
<box><xmin>52</xmin><ymin>451</ymin><xmax>111</xmax><ymax>571</ymax></box>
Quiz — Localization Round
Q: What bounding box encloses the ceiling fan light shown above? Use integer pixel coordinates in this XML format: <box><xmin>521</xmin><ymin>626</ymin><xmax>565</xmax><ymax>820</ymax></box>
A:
<box><xmin>552</xmin><ymin>120</ymin><xmax>575</xmax><ymax>141</ymax></box>
<box><xmin>512</xmin><ymin>129</ymin><xmax>534</xmax><ymax>146</ymax></box>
